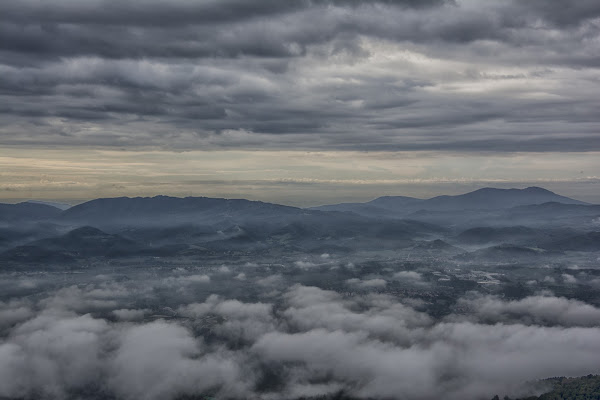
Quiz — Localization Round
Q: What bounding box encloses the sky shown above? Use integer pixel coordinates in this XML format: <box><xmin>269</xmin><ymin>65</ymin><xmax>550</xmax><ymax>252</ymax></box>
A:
<box><xmin>1</xmin><ymin>0</ymin><xmax>599</xmax><ymax>205</ymax></box>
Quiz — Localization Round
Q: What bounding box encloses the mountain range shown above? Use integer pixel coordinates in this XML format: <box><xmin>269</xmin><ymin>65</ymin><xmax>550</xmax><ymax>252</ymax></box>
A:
<box><xmin>0</xmin><ymin>187</ymin><xmax>598</xmax><ymax>265</ymax></box>
<box><xmin>311</xmin><ymin>186</ymin><xmax>588</xmax><ymax>217</ymax></box>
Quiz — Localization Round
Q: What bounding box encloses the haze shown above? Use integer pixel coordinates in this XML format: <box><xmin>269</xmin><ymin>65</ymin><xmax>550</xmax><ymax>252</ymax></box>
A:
<box><xmin>1</xmin><ymin>0</ymin><xmax>599</xmax><ymax>204</ymax></box>
<box><xmin>1</xmin><ymin>1</ymin><xmax>600</xmax><ymax>400</ymax></box>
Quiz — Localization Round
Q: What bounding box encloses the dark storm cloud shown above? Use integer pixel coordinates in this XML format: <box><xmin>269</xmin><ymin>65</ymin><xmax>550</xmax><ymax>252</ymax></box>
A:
<box><xmin>2</xmin><ymin>1</ymin><xmax>595</xmax><ymax>62</ymax></box>
<box><xmin>513</xmin><ymin>0</ymin><xmax>600</xmax><ymax>27</ymax></box>
<box><xmin>0</xmin><ymin>0</ymin><xmax>599</xmax><ymax>151</ymax></box>
<box><xmin>0</xmin><ymin>0</ymin><xmax>449</xmax><ymax>27</ymax></box>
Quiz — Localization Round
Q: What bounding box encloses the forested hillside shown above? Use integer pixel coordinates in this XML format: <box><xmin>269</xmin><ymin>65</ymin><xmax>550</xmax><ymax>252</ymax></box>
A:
<box><xmin>493</xmin><ymin>375</ymin><xmax>600</xmax><ymax>400</ymax></box>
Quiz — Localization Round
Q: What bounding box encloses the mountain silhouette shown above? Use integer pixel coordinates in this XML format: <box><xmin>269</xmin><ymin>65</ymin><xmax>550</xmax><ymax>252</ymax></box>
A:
<box><xmin>312</xmin><ymin>187</ymin><xmax>588</xmax><ymax>217</ymax></box>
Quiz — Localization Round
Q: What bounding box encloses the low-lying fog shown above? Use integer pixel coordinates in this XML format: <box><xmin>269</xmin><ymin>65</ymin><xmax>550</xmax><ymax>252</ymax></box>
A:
<box><xmin>1</xmin><ymin>188</ymin><xmax>599</xmax><ymax>399</ymax></box>
<box><xmin>1</xmin><ymin>256</ymin><xmax>600</xmax><ymax>400</ymax></box>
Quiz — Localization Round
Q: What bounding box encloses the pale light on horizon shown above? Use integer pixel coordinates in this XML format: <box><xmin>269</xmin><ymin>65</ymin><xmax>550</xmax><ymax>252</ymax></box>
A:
<box><xmin>1</xmin><ymin>147</ymin><xmax>598</xmax><ymax>206</ymax></box>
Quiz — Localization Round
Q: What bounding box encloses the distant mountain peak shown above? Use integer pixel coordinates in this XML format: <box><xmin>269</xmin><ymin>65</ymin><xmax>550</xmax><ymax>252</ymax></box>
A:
<box><xmin>523</xmin><ymin>186</ymin><xmax>554</xmax><ymax>193</ymax></box>
<box><xmin>59</xmin><ymin>195</ymin><xmax>305</xmax><ymax>228</ymax></box>
<box><xmin>312</xmin><ymin>186</ymin><xmax>587</xmax><ymax>217</ymax></box>
<box><xmin>468</xmin><ymin>186</ymin><xmax>555</xmax><ymax>194</ymax></box>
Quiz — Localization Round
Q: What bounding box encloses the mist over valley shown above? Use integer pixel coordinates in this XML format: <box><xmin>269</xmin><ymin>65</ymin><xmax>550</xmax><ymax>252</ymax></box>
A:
<box><xmin>2</xmin><ymin>0</ymin><xmax>600</xmax><ymax>397</ymax></box>
<box><xmin>0</xmin><ymin>187</ymin><xmax>599</xmax><ymax>399</ymax></box>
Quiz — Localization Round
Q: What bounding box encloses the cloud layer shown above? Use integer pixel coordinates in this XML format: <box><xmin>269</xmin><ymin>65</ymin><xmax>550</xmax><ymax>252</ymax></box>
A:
<box><xmin>1</xmin><ymin>0</ymin><xmax>599</xmax><ymax>152</ymax></box>
<box><xmin>1</xmin><ymin>273</ymin><xmax>600</xmax><ymax>400</ymax></box>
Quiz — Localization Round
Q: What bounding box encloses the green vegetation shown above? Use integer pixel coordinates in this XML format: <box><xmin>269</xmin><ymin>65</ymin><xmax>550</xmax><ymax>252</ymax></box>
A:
<box><xmin>494</xmin><ymin>375</ymin><xmax>600</xmax><ymax>400</ymax></box>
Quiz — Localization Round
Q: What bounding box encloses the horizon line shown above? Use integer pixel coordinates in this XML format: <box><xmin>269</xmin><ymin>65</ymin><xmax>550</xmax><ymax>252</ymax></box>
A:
<box><xmin>3</xmin><ymin>185</ymin><xmax>595</xmax><ymax>209</ymax></box>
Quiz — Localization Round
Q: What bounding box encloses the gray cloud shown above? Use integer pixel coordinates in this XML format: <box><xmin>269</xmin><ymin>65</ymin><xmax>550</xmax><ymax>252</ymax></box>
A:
<box><xmin>0</xmin><ymin>300</ymin><xmax>34</xmax><ymax>331</ymax></box>
<box><xmin>513</xmin><ymin>0</ymin><xmax>600</xmax><ymax>27</ymax></box>
<box><xmin>110</xmin><ymin>321</ymin><xmax>252</xmax><ymax>400</ymax></box>
<box><xmin>1</xmin><ymin>278</ymin><xmax>600</xmax><ymax>400</ymax></box>
<box><xmin>0</xmin><ymin>0</ymin><xmax>598</xmax><ymax>152</ymax></box>
<box><xmin>0</xmin><ymin>312</ymin><xmax>110</xmax><ymax>399</ymax></box>
<box><xmin>453</xmin><ymin>293</ymin><xmax>600</xmax><ymax>327</ymax></box>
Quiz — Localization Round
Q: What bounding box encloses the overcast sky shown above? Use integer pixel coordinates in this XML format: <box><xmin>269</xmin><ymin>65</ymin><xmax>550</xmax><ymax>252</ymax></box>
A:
<box><xmin>1</xmin><ymin>0</ymin><xmax>599</xmax><ymax>204</ymax></box>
